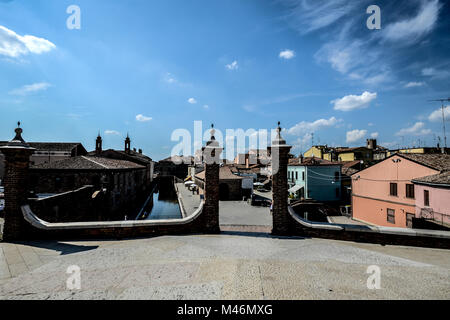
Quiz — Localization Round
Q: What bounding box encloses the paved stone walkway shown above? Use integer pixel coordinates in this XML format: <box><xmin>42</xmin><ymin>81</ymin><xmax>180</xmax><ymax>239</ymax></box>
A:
<box><xmin>219</xmin><ymin>201</ymin><xmax>272</xmax><ymax>227</ymax></box>
<box><xmin>0</xmin><ymin>235</ymin><xmax>449</xmax><ymax>299</ymax></box>
<box><xmin>176</xmin><ymin>183</ymin><xmax>201</xmax><ymax>217</ymax></box>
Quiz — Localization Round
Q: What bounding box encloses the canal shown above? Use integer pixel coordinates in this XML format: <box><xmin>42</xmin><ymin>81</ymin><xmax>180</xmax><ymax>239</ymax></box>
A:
<box><xmin>138</xmin><ymin>190</ymin><xmax>182</xmax><ymax>220</ymax></box>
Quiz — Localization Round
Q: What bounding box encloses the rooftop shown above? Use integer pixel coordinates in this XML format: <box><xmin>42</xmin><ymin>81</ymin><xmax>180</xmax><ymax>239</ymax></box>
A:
<box><xmin>195</xmin><ymin>165</ymin><xmax>243</xmax><ymax>181</ymax></box>
<box><xmin>87</xmin><ymin>149</ymin><xmax>153</xmax><ymax>165</ymax></box>
<box><xmin>30</xmin><ymin>156</ymin><xmax>145</xmax><ymax>170</ymax></box>
<box><xmin>398</xmin><ymin>153</ymin><xmax>450</xmax><ymax>172</ymax></box>
<box><xmin>413</xmin><ymin>171</ymin><xmax>450</xmax><ymax>186</ymax></box>
<box><xmin>289</xmin><ymin>157</ymin><xmax>341</xmax><ymax>167</ymax></box>
<box><xmin>0</xmin><ymin>141</ymin><xmax>86</xmax><ymax>153</ymax></box>
<box><xmin>159</xmin><ymin>155</ymin><xmax>194</xmax><ymax>164</ymax></box>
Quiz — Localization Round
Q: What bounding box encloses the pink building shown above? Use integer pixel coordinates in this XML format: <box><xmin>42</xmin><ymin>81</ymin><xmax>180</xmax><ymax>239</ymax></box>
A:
<box><xmin>413</xmin><ymin>171</ymin><xmax>450</xmax><ymax>227</ymax></box>
<box><xmin>352</xmin><ymin>154</ymin><xmax>450</xmax><ymax>228</ymax></box>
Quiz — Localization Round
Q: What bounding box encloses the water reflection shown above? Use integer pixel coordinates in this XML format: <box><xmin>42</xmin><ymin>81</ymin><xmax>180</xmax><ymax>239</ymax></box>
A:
<box><xmin>140</xmin><ymin>191</ymin><xmax>182</xmax><ymax>220</ymax></box>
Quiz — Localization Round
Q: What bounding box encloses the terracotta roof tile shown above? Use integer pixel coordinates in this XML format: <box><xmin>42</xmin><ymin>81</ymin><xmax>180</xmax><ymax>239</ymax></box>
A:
<box><xmin>413</xmin><ymin>171</ymin><xmax>450</xmax><ymax>186</ymax></box>
<box><xmin>399</xmin><ymin>153</ymin><xmax>450</xmax><ymax>172</ymax></box>
<box><xmin>31</xmin><ymin>156</ymin><xmax>145</xmax><ymax>170</ymax></box>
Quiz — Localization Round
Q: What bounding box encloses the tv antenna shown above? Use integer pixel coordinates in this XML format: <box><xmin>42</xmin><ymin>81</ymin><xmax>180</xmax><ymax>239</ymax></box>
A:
<box><xmin>429</xmin><ymin>98</ymin><xmax>449</xmax><ymax>150</ymax></box>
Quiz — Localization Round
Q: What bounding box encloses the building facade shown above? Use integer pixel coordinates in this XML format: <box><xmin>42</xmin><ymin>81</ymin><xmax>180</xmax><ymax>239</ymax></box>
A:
<box><xmin>352</xmin><ymin>153</ymin><xmax>450</xmax><ymax>228</ymax></box>
<box><xmin>288</xmin><ymin>157</ymin><xmax>342</xmax><ymax>202</ymax></box>
<box><xmin>0</xmin><ymin>141</ymin><xmax>87</xmax><ymax>184</ymax></box>
<box><xmin>412</xmin><ymin>171</ymin><xmax>450</xmax><ymax>228</ymax></box>
<box><xmin>29</xmin><ymin>156</ymin><xmax>148</xmax><ymax>221</ymax></box>
<box><xmin>195</xmin><ymin>165</ymin><xmax>252</xmax><ymax>200</ymax></box>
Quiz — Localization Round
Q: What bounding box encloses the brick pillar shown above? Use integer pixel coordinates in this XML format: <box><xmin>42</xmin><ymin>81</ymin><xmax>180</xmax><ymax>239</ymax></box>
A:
<box><xmin>269</xmin><ymin>122</ymin><xmax>292</xmax><ymax>236</ymax></box>
<box><xmin>202</xmin><ymin>125</ymin><xmax>222</xmax><ymax>233</ymax></box>
<box><xmin>0</xmin><ymin>123</ymin><xmax>35</xmax><ymax>241</ymax></box>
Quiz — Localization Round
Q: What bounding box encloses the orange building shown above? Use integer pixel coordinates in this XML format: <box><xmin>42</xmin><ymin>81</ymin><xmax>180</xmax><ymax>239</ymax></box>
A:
<box><xmin>351</xmin><ymin>153</ymin><xmax>450</xmax><ymax>228</ymax></box>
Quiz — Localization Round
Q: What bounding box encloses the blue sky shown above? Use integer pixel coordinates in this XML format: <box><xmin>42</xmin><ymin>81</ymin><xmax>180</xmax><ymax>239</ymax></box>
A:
<box><xmin>0</xmin><ymin>0</ymin><xmax>449</xmax><ymax>160</ymax></box>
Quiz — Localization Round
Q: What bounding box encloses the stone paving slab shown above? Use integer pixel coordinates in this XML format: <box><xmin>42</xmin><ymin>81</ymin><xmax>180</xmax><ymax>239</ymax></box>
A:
<box><xmin>1</xmin><ymin>235</ymin><xmax>449</xmax><ymax>300</ymax></box>
<box><xmin>176</xmin><ymin>183</ymin><xmax>201</xmax><ymax>217</ymax></box>
<box><xmin>219</xmin><ymin>201</ymin><xmax>272</xmax><ymax>227</ymax></box>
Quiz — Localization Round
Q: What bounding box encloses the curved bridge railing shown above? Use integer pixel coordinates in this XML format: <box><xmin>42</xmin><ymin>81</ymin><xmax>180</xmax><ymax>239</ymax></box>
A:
<box><xmin>287</xmin><ymin>205</ymin><xmax>450</xmax><ymax>248</ymax></box>
<box><xmin>20</xmin><ymin>201</ymin><xmax>205</xmax><ymax>239</ymax></box>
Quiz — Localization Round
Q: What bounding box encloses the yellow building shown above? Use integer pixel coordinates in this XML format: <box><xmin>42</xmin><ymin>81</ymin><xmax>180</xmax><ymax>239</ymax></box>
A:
<box><xmin>387</xmin><ymin>147</ymin><xmax>449</xmax><ymax>157</ymax></box>
<box><xmin>303</xmin><ymin>146</ymin><xmax>329</xmax><ymax>159</ymax></box>
<box><xmin>324</xmin><ymin>147</ymin><xmax>373</xmax><ymax>162</ymax></box>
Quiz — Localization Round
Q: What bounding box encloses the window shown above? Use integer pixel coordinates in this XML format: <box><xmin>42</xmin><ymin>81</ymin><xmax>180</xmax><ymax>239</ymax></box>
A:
<box><xmin>387</xmin><ymin>208</ymin><xmax>395</xmax><ymax>224</ymax></box>
<box><xmin>295</xmin><ymin>172</ymin><xmax>298</xmax><ymax>180</ymax></box>
<box><xmin>406</xmin><ymin>184</ymin><xmax>415</xmax><ymax>199</ymax></box>
<box><xmin>334</xmin><ymin>172</ymin><xmax>340</xmax><ymax>182</ymax></box>
<box><xmin>302</xmin><ymin>172</ymin><xmax>305</xmax><ymax>181</ymax></box>
<box><xmin>390</xmin><ymin>183</ymin><xmax>398</xmax><ymax>196</ymax></box>
<box><xmin>424</xmin><ymin>190</ymin><xmax>430</xmax><ymax>206</ymax></box>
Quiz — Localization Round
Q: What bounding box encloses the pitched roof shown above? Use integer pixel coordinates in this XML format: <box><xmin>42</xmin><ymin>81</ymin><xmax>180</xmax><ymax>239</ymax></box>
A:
<box><xmin>341</xmin><ymin>160</ymin><xmax>362</xmax><ymax>176</ymax></box>
<box><xmin>332</xmin><ymin>147</ymin><xmax>371</xmax><ymax>153</ymax></box>
<box><xmin>87</xmin><ymin>149</ymin><xmax>153</xmax><ymax>164</ymax></box>
<box><xmin>289</xmin><ymin>157</ymin><xmax>341</xmax><ymax>167</ymax></box>
<box><xmin>195</xmin><ymin>165</ymin><xmax>243</xmax><ymax>181</ymax></box>
<box><xmin>398</xmin><ymin>153</ymin><xmax>450</xmax><ymax>172</ymax></box>
<box><xmin>159</xmin><ymin>155</ymin><xmax>194</xmax><ymax>164</ymax></box>
<box><xmin>413</xmin><ymin>171</ymin><xmax>450</xmax><ymax>186</ymax></box>
<box><xmin>31</xmin><ymin>156</ymin><xmax>145</xmax><ymax>170</ymax></box>
<box><xmin>0</xmin><ymin>141</ymin><xmax>86</xmax><ymax>153</ymax></box>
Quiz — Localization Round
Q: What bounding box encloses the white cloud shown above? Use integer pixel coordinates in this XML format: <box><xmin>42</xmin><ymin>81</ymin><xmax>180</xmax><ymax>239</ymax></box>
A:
<box><xmin>364</xmin><ymin>73</ymin><xmax>390</xmax><ymax>86</ymax></box>
<box><xmin>332</xmin><ymin>91</ymin><xmax>377</xmax><ymax>112</ymax></box>
<box><xmin>188</xmin><ymin>98</ymin><xmax>197</xmax><ymax>104</ymax></box>
<box><xmin>105</xmin><ymin>130</ymin><xmax>120</xmax><ymax>135</ymax></box>
<box><xmin>288</xmin><ymin>117</ymin><xmax>340</xmax><ymax>136</ymax></box>
<box><xmin>396</xmin><ymin>122</ymin><xmax>432</xmax><ymax>136</ymax></box>
<box><xmin>136</xmin><ymin>114</ymin><xmax>152</xmax><ymax>122</ymax></box>
<box><xmin>404</xmin><ymin>81</ymin><xmax>425</xmax><ymax>88</ymax></box>
<box><xmin>428</xmin><ymin>106</ymin><xmax>450</xmax><ymax>122</ymax></box>
<box><xmin>383</xmin><ymin>0</ymin><xmax>441</xmax><ymax>43</ymax></box>
<box><xmin>164</xmin><ymin>73</ymin><xmax>177</xmax><ymax>84</ymax></box>
<box><xmin>346</xmin><ymin>129</ymin><xmax>367</xmax><ymax>143</ymax></box>
<box><xmin>9</xmin><ymin>82</ymin><xmax>51</xmax><ymax>96</ymax></box>
<box><xmin>226</xmin><ymin>60</ymin><xmax>238</xmax><ymax>70</ymax></box>
<box><xmin>0</xmin><ymin>25</ymin><xmax>56</xmax><ymax>58</ymax></box>
<box><xmin>370</xmin><ymin>132</ymin><xmax>379</xmax><ymax>139</ymax></box>
<box><xmin>279</xmin><ymin>0</ymin><xmax>357</xmax><ymax>34</ymax></box>
<box><xmin>279</xmin><ymin>49</ymin><xmax>295</xmax><ymax>60</ymax></box>
<box><xmin>422</xmin><ymin>67</ymin><xmax>450</xmax><ymax>79</ymax></box>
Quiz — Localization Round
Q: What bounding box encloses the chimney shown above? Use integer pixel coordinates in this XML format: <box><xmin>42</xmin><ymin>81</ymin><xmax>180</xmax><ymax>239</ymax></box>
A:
<box><xmin>133</xmin><ymin>148</ymin><xmax>136</xmax><ymax>152</ymax></box>
<box><xmin>299</xmin><ymin>155</ymin><xmax>304</xmax><ymax>164</ymax></box>
<box><xmin>125</xmin><ymin>133</ymin><xmax>131</xmax><ymax>154</ymax></box>
<box><xmin>367</xmin><ymin>139</ymin><xmax>376</xmax><ymax>150</ymax></box>
<box><xmin>95</xmin><ymin>133</ymin><xmax>102</xmax><ymax>155</ymax></box>
<box><xmin>139</xmin><ymin>149</ymin><xmax>142</xmax><ymax>154</ymax></box>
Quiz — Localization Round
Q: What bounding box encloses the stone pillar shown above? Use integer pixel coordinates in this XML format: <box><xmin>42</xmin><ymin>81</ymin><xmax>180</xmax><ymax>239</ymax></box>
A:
<box><xmin>269</xmin><ymin>122</ymin><xmax>292</xmax><ymax>236</ymax></box>
<box><xmin>0</xmin><ymin>123</ymin><xmax>35</xmax><ymax>241</ymax></box>
<box><xmin>202</xmin><ymin>125</ymin><xmax>222</xmax><ymax>233</ymax></box>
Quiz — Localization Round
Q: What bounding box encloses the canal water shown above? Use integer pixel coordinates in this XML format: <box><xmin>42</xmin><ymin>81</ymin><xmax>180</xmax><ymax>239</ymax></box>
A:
<box><xmin>140</xmin><ymin>191</ymin><xmax>182</xmax><ymax>220</ymax></box>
